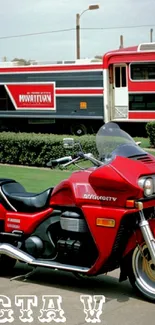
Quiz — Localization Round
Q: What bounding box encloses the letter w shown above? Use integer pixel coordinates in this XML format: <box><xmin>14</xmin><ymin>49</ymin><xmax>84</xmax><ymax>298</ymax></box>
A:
<box><xmin>80</xmin><ymin>295</ymin><xmax>105</xmax><ymax>323</ymax></box>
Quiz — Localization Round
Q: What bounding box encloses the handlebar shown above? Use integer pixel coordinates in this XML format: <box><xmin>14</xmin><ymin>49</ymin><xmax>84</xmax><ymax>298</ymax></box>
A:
<box><xmin>47</xmin><ymin>152</ymin><xmax>103</xmax><ymax>169</ymax></box>
<box><xmin>46</xmin><ymin>156</ymin><xmax>72</xmax><ymax>167</ymax></box>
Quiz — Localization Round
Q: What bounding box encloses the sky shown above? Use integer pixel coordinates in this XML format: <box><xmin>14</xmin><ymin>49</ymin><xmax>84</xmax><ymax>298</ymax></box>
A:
<box><xmin>0</xmin><ymin>0</ymin><xmax>154</xmax><ymax>62</ymax></box>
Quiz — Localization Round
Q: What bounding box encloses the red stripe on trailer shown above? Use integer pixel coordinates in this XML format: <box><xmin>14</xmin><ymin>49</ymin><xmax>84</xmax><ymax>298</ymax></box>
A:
<box><xmin>129</xmin><ymin>111</ymin><xmax>155</xmax><ymax>119</ymax></box>
<box><xmin>0</xmin><ymin>64</ymin><xmax>102</xmax><ymax>74</ymax></box>
<box><xmin>128</xmin><ymin>82</ymin><xmax>155</xmax><ymax>92</ymax></box>
<box><xmin>56</xmin><ymin>88</ymin><xmax>103</xmax><ymax>95</ymax></box>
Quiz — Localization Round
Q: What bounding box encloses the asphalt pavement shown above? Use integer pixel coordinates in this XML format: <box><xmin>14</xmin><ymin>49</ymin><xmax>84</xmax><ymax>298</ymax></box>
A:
<box><xmin>0</xmin><ymin>262</ymin><xmax>154</xmax><ymax>325</ymax></box>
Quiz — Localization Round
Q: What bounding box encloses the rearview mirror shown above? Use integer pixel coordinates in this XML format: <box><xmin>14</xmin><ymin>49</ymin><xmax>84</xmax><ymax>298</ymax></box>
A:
<box><xmin>63</xmin><ymin>138</ymin><xmax>75</xmax><ymax>149</ymax></box>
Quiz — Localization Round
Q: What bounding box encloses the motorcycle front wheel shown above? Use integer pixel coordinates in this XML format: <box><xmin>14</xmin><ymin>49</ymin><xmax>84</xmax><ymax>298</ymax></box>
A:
<box><xmin>128</xmin><ymin>244</ymin><xmax>155</xmax><ymax>301</ymax></box>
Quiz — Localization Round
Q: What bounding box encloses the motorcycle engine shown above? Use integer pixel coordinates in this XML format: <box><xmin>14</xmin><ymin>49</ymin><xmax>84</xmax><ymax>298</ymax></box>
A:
<box><xmin>57</xmin><ymin>211</ymin><xmax>97</xmax><ymax>266</ymax></box>
<box><xmin>60</xmin><ymin>211</ymin><xmax>88</xmax><ymax>233</ymax></box>
<box><xmin>24</xmin><ymin>236</ymin><xmax>44</xmax><ymax>258</ymax></box>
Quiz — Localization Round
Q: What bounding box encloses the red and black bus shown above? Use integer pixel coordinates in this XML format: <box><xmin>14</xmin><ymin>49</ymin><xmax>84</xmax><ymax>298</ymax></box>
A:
<box><xmin>0</xmin><ymin>42</ymin><xmax>155</xmax><ymax>134</ymax></box>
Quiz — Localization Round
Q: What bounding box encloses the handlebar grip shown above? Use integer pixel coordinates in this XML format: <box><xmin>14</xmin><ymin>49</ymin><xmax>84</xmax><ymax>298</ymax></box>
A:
<box><xmin>77</xmin><ymin>151</ymin><xmax>85</xmax><ymax>158</ymax></box>
<box><xmin>47</xmin><ymin>156</ymin><xmax>72</xmax><ymax>167</ymax></box>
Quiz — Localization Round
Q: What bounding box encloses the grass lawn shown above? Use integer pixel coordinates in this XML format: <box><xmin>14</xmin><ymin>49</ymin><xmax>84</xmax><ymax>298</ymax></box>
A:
<box><xmin>0</xmin><ymin>135</ymin><xmax>154</xmax><ymax>193</ymax></box>
<box><xmin>1</xmin><ymin>147</ymin><xmax>155</xmax><ymax>193</ymax></box>
<box><xmin>134</xmin><ymin>137</ymin><xmax>150</xmax><ymax>148</ymax></box>
<box><xmin>0</xmin><ymin>165</ymin><xmax>72</xmax><ymax>192</ymax></box>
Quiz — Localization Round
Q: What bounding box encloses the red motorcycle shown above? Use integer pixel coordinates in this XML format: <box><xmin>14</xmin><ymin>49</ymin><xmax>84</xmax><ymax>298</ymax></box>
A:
<box><xmin>0</xmin><ymin>122</ymin><xmax>155</xmax><ymax>301</ymax></box>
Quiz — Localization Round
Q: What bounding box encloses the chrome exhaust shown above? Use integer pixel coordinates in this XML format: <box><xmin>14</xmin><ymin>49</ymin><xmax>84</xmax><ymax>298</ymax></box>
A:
<box><xmin>139</xmin><ymin>210</ymin><xmax>155</xmax><ymax>265</ymax></box>
<box><xmin>0</xmin><ymin>243</ymin><xmax>35</xmax><ymax>263</ymax></box>
<box><xmin>0</xmin><ymin>243</ymin><xmax>89</xmax><ymax>273</ymax></box>
<box><xmin>30</xmin><ymin>260</ymin><xmax>89</xmax><ymax>273</ymax></box>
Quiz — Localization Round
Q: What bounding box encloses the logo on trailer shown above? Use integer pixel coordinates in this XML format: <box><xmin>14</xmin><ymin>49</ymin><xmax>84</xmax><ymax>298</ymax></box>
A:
<box><xmin>5</xmin><ymin>83</ymin><xmax>56</xmax><ymax>110</ymax></box>
<box><xmin>19</xmin><ymin>94</ymin><xmax>52</xmax><ymax>104</ymax></box>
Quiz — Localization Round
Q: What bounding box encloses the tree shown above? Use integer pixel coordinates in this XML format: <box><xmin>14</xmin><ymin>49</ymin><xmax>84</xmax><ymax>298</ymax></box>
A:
<box><xmin>11</xmin><ymin>58</ymin><xmax>32</xmax><ymax>66</ymax></box>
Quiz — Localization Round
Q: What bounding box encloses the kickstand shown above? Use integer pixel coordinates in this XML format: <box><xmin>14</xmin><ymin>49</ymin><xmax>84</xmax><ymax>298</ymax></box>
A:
<box><xmin>10</xmin><ymin>267</ymin><xmax>37</xmax><ymax>282</ymax></box>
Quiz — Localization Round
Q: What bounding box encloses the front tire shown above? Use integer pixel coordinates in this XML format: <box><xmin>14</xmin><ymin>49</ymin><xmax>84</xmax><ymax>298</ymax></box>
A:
<box><xmin>128</xmin><ymin>244</ymin><xmax>155</xmax><ymax>301</ymax></box>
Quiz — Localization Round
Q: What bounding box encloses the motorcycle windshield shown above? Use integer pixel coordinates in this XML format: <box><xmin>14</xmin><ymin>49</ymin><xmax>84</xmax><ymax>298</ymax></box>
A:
<box><xmin>96</xmin><ymin>122</ymin><xmax>147</xmax><ymax>161</ymax></box>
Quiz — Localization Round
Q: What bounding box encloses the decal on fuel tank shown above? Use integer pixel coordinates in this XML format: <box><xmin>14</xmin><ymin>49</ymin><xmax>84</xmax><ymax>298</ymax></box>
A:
<box><xmin>83</xmin><ymin>194</ymin><xmax>117</xmax><ymax>201</ymax></box>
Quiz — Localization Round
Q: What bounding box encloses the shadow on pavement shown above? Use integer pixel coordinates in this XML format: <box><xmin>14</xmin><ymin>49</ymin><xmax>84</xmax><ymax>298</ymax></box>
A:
<box><xmin>4</xmin><ymin>262</ymin><xmax>144</xmax><ymax>305</ymax></box>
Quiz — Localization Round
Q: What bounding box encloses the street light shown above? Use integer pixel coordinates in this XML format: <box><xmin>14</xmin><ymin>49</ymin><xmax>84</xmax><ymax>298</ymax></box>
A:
<box><xmin>76</xmin><ymin>4</ymin><xmax>99</xmax><ymax>60</ymax></box>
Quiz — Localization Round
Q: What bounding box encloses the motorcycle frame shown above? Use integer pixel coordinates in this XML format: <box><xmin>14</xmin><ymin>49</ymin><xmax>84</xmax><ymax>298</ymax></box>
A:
<box><xmin>1</xmin><ymin>154</ymin><xmax>155</xmax><ymax>276</ymax></box>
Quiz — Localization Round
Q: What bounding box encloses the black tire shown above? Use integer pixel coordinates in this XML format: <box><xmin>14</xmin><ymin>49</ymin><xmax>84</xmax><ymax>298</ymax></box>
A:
<box><xmin>127</xmin><ymin>245</ymin><xmax>155</xmax><ymax>302</ymax></box>
<box><xmin>70</xmin><ymin>124</ymin><xmax>87</xmax><ymax>136</ymax></box>
<box><xmin>0</xmin><ymin>255</ymin><xmax>16</xmax><ymax>275</ymax></box>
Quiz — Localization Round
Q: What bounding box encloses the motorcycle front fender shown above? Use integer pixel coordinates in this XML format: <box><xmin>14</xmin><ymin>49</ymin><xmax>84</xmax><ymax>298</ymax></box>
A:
<box><xmin>123</xmin><ymin>219</ymin><xmax>155</xmax><ymax>258</ymax></box>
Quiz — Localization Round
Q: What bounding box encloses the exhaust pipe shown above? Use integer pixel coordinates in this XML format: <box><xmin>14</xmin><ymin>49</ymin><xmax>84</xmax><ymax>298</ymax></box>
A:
<box><xmin>0</xmin><ymin>243</ymin><xmax>35</xmax><ymax>263</ymax></box>
<box><xmin>0</xmin><ymin>243</ymin><xmax>89</xmax><ymax>273</ymax></box>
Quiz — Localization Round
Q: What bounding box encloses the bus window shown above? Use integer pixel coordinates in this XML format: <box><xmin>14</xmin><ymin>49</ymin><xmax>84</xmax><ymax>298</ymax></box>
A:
<box><xmin>115</xmin><ymin>67</ymin><xmax>120</xmax><ymax>87</ymax></box>
<box><xmin>129</xmin><ymin>93</ymin><xmax>155</xmax><ymax>110</ymax></box>
<box><xmin>122</xmin><ymin>67</ymin><xmax>126</xmax><ymax>87</ymax></box>
<box><xmin>115</xmin><ymin>66</ymin><xmax>126</xmax><ymax>87</ymax></box>
<box><xmin>131</xmin><ymin>63</ymin><xmax>155</xmax><ymax>80</ymax></box>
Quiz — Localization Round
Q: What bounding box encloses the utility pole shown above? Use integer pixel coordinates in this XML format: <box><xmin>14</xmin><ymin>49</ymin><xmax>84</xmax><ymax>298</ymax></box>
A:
<box><xmin>76</xmin><ymin>14</ymin><xmax>80</xmax><ymax>60</ymax></box>
<box><xmin>119</xmin><ymin>35</ymin><xmax>124</xmax><ymax>49</ymax></box>
<box><xmin>76</xmin><ymin>5</ymin><xmax>99</xmax><ymax>60</ymax></box>
<box><xmin>150</xmin><ymin>28</ymin><xmax>153</xmax><ymax>42</ymax></box>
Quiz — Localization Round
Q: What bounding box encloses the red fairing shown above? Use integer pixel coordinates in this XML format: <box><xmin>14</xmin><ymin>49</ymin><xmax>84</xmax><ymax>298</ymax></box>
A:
<box><xmin>110</xmin><ymin>155</ymin><xmax>155</xmax><ymax>187</ymax></box>
<box><xmin>5</xmin><ymin>208</ymin><xmax>53</xmax><ymax>234</ymax></box>
<box><xmin>50</xmin><ymin>164</ymin><xmax>133</xmax><ymax>209</ymax></box>
<box><xmin>51</xmin><ymin>155</ymin><xmax>155</xmax><ymax>208</ymax></box>
<box><xmin>81</xmin><ymin>206</ymin><xmax>137</xmax><ymax>274</ymax></box>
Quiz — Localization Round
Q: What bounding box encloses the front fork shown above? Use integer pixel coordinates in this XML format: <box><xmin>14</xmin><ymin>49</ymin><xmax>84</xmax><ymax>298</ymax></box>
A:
<box><xmin>139</xmin><ymin>209</ymin><xmax>155</xmax><ymax>265</ymax></box>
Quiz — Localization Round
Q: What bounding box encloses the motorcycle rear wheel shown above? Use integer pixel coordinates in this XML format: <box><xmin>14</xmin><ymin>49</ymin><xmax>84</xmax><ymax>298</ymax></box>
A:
<box><xmin>128</xmin><ymin>244</ymin><xmax>155</xmax><ymax>301</ymax></box>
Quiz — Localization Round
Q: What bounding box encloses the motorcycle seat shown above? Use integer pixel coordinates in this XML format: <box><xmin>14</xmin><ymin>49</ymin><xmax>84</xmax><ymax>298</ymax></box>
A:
<box><xmin>1</xmin><ymin>180</ymin><xmax>53</xmax><ymax>212</ymax></box>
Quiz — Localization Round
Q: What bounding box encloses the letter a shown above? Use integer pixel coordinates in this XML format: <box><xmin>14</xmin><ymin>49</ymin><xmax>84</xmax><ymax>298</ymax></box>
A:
<box><xmin>38</xmin><ymin>295</ymin><xmax>66</xmax><ymax>323</ymax></box>
<box><xmin>15</xmin><ymin>295</ymin><xmax>37</xmax><ymax>323</ymax></box>
<box><xmin>0</xmin><ymin>295</ymin><xmax>14</xmax><ymax>323</ymax></box>
<box><xmin>80</xmin><ymin>295</ymin><xmax>105</xmax><ymax>323</ymax></box>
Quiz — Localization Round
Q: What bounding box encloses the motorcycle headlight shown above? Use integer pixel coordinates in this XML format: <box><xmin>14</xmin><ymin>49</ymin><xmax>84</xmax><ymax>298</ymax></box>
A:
<box><xmin>138</xmin><ymin>177</ymin><xmax>154</xmax><ymax>197</ymax></box>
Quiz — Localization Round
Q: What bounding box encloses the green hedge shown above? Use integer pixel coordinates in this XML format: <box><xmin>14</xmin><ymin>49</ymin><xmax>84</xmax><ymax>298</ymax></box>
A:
<box><xmin>146</xmin><ymin>122</ymin><xmax>155</xmax><ymax>147</ymax></box>
<box><xmin>0</xmin><ymin>132</ymin><xmax>97</xmax><ymax>167</ymax></box>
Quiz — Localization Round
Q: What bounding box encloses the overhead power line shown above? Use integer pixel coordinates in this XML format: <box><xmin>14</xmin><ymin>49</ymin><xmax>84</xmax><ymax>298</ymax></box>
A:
<box><xmin>0</xmin><ymin>28</ymin><xmax>74</xmax><ymax>40</ymax></box>
<box><xmin>0</xmin><ymin>24</ymin><xmax>154</xmax><ymax>40</ymax></box>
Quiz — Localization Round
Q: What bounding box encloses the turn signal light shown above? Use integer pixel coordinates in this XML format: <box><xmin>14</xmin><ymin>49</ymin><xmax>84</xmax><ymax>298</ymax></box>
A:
<box><xmin>126</xmin><ymin>200</ymin><xmax>144</xmax><ymax>210</ymax></box>
<box><xmin>126</xmin><ymin>200</ymin><xmax>135</xmax><ymax>208</ymax></box>
<box><xmin>96</xmin><ymin>218</ymin><xmax>115</xmax><ymax>228</ymax></box>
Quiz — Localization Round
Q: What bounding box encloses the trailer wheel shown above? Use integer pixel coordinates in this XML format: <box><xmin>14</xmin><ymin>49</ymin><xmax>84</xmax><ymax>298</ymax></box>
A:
<box><xmin>70</xmin><ymin>123</ymin><xmax>87</xmax><ymax>136</ymax></box>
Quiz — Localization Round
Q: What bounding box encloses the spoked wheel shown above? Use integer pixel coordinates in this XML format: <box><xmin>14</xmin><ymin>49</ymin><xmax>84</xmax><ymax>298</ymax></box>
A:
<box><xmin>128</xmin><ymin>244</ymin><xmax>155</xmax><ymax>301</ymax></box>
<box><xmin>0</xmin><ymin>255</ymin><xmax>16</xmax><ymax>275</ymax></box>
